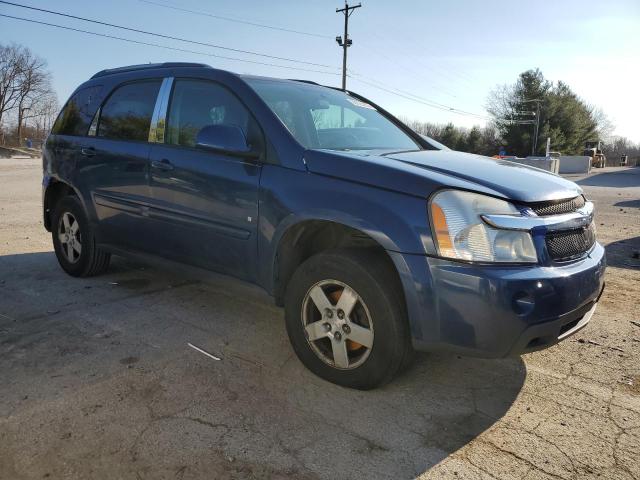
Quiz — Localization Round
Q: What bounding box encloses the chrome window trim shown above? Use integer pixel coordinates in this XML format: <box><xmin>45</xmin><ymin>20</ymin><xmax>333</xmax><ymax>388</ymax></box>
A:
<box><xmin>87</xmin><ymin>107</ymin><xmax>100</xmax><ymax>136</ymax></box>
<box><xmin>148</xmin><ymin>77</ymin><xmax>174</xmax><ymax>143</ymax></box>
<box><xmin>481</xmin><ymin>201</ymin><xmax>594</xmax><ymax>232</ymax></box>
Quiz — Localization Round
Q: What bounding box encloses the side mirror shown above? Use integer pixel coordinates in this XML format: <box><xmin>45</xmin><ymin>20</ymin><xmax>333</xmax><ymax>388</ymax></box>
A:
<box><xmin>195</xmin><ymin>124</ymin><xmax>259</xmax><ymax>160</ymax></box>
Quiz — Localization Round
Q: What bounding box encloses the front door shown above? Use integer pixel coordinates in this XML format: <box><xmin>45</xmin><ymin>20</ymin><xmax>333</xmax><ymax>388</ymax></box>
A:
<box><xmin>147</xmin><ymin>78</ymin><xmax>262</xmax><ymax>281</ymax></box>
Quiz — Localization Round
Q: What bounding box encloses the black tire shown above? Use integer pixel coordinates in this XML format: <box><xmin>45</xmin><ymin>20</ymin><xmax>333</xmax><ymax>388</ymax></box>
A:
<box><xmin>284</xmin><ymin>249</ymin><xmax>413</xmax><ymax>390</ymax></box>
<box><xmin>52</xmin><ymin>195</ymin><xmax>111</xmax><ymax>277</ymax></box>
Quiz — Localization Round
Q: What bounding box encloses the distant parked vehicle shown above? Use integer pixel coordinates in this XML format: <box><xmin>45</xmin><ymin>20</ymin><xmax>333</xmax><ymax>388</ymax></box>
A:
<box><xmin>584</xmin><ymin>141</ymin><xmax>606</xmax><ymax>168</ymax></box>
<box><xmin>43</xmin><ymin>63</ymin><xmax>606</xmax><ymax>389</ymax></box>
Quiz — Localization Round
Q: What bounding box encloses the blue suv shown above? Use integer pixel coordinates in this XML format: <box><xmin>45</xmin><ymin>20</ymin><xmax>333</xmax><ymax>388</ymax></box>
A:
<box><xmin>43</xmin><ymin>63</ymin><xmax>606</xmax><ymax>389</ymax></box>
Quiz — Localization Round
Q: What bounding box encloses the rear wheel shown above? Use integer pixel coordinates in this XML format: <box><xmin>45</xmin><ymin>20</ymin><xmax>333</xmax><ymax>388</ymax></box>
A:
<box><xmin>284</xmin><ymin>249</ymin><xmax>413</xmax><ymax>389</ymax></box>
<box><xmin>52</xmin><ymin>195</ymin><xmax>110</xmax><ymax>277</ymax></box>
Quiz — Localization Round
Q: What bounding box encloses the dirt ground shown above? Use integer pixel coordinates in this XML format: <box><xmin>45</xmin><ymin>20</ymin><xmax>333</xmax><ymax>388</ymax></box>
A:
<box><xmin>0</xmin><ymin>158</ymin><xmax>638</xmax><ymax>480</ymax></box>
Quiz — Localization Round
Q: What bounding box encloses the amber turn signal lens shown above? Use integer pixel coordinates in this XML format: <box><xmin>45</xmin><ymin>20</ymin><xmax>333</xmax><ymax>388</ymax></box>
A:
<box><xmin>431</xmin><ymin>202</ymin><xmax>454</xmax><ymax>256</ymax></box>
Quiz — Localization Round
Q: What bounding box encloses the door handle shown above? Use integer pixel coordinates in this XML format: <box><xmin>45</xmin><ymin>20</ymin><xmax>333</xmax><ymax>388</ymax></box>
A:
<box><xmin>151</xmin><ymin>159</ymin><xmax>174</xmax><ymax>171</ymax></box>
<box><xmin>80</xmin><ymin>147</ymin><xmax>96</xmax><ymax>157</ymax></box>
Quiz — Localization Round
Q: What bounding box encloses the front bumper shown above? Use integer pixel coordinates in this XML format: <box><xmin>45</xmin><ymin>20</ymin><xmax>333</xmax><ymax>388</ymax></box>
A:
<box><xmin>389</xmin><ymin>242</ymin><xmax>606</xmax><ymax>358</ymax></box>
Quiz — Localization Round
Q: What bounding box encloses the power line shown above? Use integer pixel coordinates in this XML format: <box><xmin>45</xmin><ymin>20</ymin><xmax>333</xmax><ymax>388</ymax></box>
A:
<box><xmin>355</xmin><ymin>44</ymin><xmax>461</xmax><ymax>101</ymax></box>
<box><xmin>348</xmin><ymin>72</ymin><xmax>528</xmax><ymax>123</ymax></box>
<box><xmin>0</xmin><ymin>14</ymin><xmax>341</xmax><ymax>75</ymax></box>
<box><xmin>0</xmin><ymin>1</ymin><xmax>338</xmax><ymax>69</ymax></box>
<box><xmin>93</xmin><ymin>0</ymin><xmax>486</xmax><ymax>120</ymax></box>
<box><xmin>366</xmin><ymin>30</ymin><xmax>477</xmax><ymax>91</ymax></box>
<box><xmin>134</xmin><ymin>0</ymin><xmax>478</xmax><ymax>118</ymax></box>
<box><xmin>347</xmin><ymin>73</ymin><xmax>494</xmax><ymax>121</ymax></box>
<box><xmin>137</xmin><ymin>0</ymin><xmax>332</xmax><ymax>39</ymax></box>
<box><xmin>0</xmin><ymin>3</ymin><xmax>498</xmax><ymax>122</ymax></box>
<box><xmin>350</xmin><ymin>75</ymin><xmax>486</xmax><ymax>119</ymax></box>
<box><xmin>141</xmin><ymin>0</ymin><xmax>472</xmax><ymax>104</ymax></box>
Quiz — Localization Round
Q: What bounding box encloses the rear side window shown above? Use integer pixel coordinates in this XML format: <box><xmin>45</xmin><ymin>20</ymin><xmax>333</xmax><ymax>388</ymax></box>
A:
<box><xmin>165</xmin><ymin>79</ymin><xmax>262</xmax><ymax>150</ymax></box>
<box><xmin>52</xmin><ymin>86</ymin><xmax>102</xmax><ymax>136</ymax></box>
<box><xmin>97</xmin><ymin>80</ymin><xmax>161</xmax><ymax>142</ymax></box>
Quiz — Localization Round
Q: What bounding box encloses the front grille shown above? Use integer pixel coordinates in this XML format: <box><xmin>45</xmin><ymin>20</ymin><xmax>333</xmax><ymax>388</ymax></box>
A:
<box><xmin>546</xmin><ymin>223</ymin><xmax>596</xmax><ymax>261</ymax></box>
<box><xmin>529</xmin><ymin>195</ymin><xmax>585</xmax><ymax>216</ymax></box>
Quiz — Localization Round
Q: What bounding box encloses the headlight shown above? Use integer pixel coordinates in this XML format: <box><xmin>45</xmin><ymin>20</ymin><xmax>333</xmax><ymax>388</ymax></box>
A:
<box><xmin>430</xmin><ymin>190</ymin><xmax>537</xmax><ymax>263</ymax></box>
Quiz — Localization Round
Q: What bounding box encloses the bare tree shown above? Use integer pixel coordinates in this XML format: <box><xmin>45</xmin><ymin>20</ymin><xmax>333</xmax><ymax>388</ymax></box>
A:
<box><xmin>15</xmin><ymin>48</ymin><xmax>52</xmax><ymax>145</ymax></box>
<box><xmin>590</xmin><ymin>106</ymin><xmax>615</xmax><ymax>140</ymax></box>
<box><xmin>0</xmin><ymin>43</ymin><xmax>55</xmax><ymax>147</ymax></box>
<box><xmin>30</xmin><ymin>92</ymin><xmax>59</xmax><ymax>143</ymax></box>
<box><xmin>0</xmin><ymin>44</ymin><xmax>25</xmax><ymax>129</ymax></box>
<box><xmin>602</xmin><ymin>136</ymin><xmax>640</xmax><ymax>166</ymax></box>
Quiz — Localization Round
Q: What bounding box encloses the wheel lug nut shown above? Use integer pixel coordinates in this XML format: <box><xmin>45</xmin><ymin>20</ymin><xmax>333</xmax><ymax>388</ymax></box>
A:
<box><xmin>323</xmin><ymin>322</ymin><xmax>332</xmax><ymax>332</ymax></box>
<box><xmin>337</xmin><ymin>309</ymin><xmax>345</xmax><ymax>320</ymax></box>
<box><xmin>334</xmin><ymin>332</ymin><xmax>342</xmax><ymax>341</ymax></box>
<box><xmin>326</xmin><ymin>309</ymin><xmax>334</xmax><ymax>319</ymax></box>
<box><xmin>342</xmin><ymin>324</ymin><xmax>351</xmax><ymax>334</ymax></box>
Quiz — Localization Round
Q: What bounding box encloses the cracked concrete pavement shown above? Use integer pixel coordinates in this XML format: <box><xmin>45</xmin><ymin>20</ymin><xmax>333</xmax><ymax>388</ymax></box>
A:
<box><xmin>0</xmin><ymin>158</ymin><xmax>638</xmax><ymax>479</ymax></box>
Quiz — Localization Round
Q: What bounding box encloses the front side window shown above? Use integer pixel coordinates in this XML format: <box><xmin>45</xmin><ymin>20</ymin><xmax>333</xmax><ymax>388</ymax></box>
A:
<box><xmin>97</xmin><ymin>80</ymin><xmax>161</xmax><ymax>141</ymax></box>
<box><xmin>246</xmin><ymin>78</ymin><xmax>421</xmax><ymax>151</ymax></box>
<box><xmin>52</xmin><ymin>85</ymin><xmax>103</xmax><ymax>136</ymax></box>
<box><xmin>165</xmin><ymin>79</ymin><xmax>262</xmax><ymax>150</ymax></box>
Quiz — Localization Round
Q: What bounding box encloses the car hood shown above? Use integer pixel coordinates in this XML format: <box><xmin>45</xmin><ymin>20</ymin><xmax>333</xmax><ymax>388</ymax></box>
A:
<box><xmin>304</xmin><ymin>149</ymin><xmax>582</xmax><ymax>203</ymax></box>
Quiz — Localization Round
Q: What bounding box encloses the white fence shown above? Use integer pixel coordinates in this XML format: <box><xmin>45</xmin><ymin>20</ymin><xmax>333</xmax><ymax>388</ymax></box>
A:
<box><xmin>505</xmin><ymin>157</ymin><xmax>560</xmax><ymax>174</ymax></box>
<box><xmin>503</xmin><ymin>155</ymin><xmax>592</xmax><ymax>175</ymax></box>
<box><xmin>558</xmin><ymin>156</ymin><xmax>591</xmax><ymax>174</ymax></box>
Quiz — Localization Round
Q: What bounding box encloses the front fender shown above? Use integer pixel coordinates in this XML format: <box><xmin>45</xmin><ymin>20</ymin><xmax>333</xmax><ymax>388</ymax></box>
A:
<box><xmin>256</xmin><ymin>164</ymin><xmax>433</xmax><ymax>293</ymax></box>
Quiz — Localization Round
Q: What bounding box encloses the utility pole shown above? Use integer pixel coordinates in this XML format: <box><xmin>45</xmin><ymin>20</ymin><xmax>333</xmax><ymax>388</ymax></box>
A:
<box><xmin>336</xmin><ymin>2</ymin><xmax>361</xmax><ymax>91</ymax></box>
<box><xmin>532</xmin><ymin>100</ymin><xmax>541</xmax><ymax>155</ymax></box>
<box><xmin>521</xmin><ymin>99</ymin><xmax>542</xmax><ymax>156</ymax></box>
<box><xmin>17</xmin><ymin>106</ymin><xmax>31</xmax><ymax>148</ymax></box>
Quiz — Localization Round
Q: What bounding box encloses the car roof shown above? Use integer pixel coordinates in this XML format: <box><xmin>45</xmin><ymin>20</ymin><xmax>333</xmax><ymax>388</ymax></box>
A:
<box><xmin>90</xmin><ymin>62</ymin><xmax>212</xmax><ymax>79</ymax></box>
<box><xmin>90</xmin><ymin>63</ymin><xmax>345</xmax><ymax>97</ymax></box>
<box><xmin>90</xmin><ymin>63</ymin><xmax>324</xmax><ymax>85</ymax></box>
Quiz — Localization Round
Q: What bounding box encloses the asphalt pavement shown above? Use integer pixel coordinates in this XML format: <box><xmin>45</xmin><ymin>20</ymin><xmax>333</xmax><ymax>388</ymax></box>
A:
<box><xmin>1</xmin><ymin>159</ymin><xmax>638</xmax><ymax>480</ymax></box>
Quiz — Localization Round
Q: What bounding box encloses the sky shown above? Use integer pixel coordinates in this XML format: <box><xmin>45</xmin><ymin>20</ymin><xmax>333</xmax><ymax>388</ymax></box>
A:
<box><xmin>1</xmin><ymin>0</ymin><xmax>639</xmax><ymax>143</ymax></box>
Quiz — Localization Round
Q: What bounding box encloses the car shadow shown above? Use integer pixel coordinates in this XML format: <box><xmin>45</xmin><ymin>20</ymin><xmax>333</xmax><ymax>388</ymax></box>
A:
<box><xmin>605</xmin><ymin>235</ymin><xmax>640</xmax><ymax>271</ymax></box>
<box><xmin>614</xmin><ymin>199</ymin><xmax>640</xmax><ymax>209</ymax></box>
<box><xmin>576</xmin><ymin>168</ymin><xmax>640</xmax><ymax>188</ymax></box>
<box><xmin>0</xmin><ymin>251</ymin><xmax>526</xmax><ymax>479</ymax></box>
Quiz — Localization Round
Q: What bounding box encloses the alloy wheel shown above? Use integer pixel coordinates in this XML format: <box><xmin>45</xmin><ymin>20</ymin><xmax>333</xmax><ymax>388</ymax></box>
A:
<box><xmin>301</xmin><ymin>279</ymin><xmax>374</xmax><ymax>370</ymax></box>
<box><xmin>57</xmin><ymin>212</ymin><xmax>82</xmax><ymax>263</ymax></box>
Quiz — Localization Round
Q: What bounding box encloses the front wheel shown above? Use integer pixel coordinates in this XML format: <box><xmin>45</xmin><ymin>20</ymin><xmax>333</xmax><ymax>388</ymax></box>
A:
<box><xmin>284</xmin><ymin>249</ymin><xmax>413</xmax><ymax>389</ymax></box>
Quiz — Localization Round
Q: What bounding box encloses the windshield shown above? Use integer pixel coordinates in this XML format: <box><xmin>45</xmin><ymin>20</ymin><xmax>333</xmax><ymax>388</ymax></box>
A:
<box><xmin>245</xmin><ymin>78</ymin><xmax>421</xmax><ymax>151</ymax></box>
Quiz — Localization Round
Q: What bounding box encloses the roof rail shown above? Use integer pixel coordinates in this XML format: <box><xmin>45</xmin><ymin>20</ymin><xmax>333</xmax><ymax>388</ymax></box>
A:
<box><xmin>91</xmin><ymin>62</ymin><xmax>210</xmax><ymax>79</ymax></box>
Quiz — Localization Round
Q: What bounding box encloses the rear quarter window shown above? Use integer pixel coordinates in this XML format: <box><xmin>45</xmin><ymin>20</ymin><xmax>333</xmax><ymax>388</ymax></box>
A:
<box><xmin>52</xmin><ymin>85</ymin><xmax>103</xmax><ymax>136</ymax></box>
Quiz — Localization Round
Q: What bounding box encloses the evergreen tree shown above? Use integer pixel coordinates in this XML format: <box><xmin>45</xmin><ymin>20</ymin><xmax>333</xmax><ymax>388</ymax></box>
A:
<box><xmin>466</xmin><ymin>126</ymin><xmax>482</xmax><ymax>154</ymax></box>
<box><xmin>488</xmin><ymin>69</ymin><xmax>607</xmax><ymax>157</ymax></box>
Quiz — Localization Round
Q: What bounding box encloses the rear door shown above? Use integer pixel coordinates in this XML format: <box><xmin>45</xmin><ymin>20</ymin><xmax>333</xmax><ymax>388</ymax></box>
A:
<box><xmin>47</xmin><ymin>84</ymin><xmax>103</xmax><ymax>198</ymax></box>
<box><xmin>146</xmin><ymin>78</ymin><xmax>263</xmax><ymax>281</ymax></box>
<box><xmin>79</xmin><ymin>79</ymin><xmax>162</xmax><ymax>250</ymax></box>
